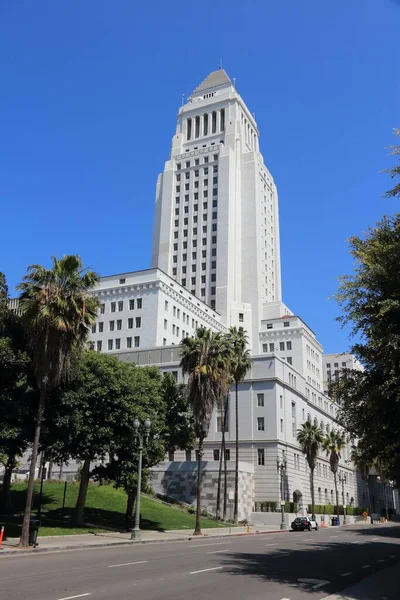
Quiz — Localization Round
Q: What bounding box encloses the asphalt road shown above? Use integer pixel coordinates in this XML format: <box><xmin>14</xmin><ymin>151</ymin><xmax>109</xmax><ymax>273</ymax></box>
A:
<box><xmin>1</xmin><ymin>524</ymin><xmax>400</xmax><ymax>600</ymax></box>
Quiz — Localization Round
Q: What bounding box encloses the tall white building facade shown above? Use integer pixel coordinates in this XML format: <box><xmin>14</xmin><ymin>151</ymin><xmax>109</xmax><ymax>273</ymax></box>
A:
<box><xmin>152</xmin><ymin>69</ymin><xmax>281</xmax><ymax>353</ymax></box>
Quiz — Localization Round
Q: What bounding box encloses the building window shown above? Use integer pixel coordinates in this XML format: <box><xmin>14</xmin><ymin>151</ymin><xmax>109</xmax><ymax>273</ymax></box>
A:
<box><xmin>99</xmin><ymin>322</ymin><xmax>104</xmax><ymax>333</ymax></box>
<box><xmin>128</xmin><ymin>318</ymin><xmax>133</xmax><ymax>329</ymax></box>
<box><xmin>280</xmin><ymin>419</ymin><xmax>283</xmax><ymax>433</ymax></box>
<box><xmin>279</xmin><ymin>342</ymin><xmax>285</xmax><ymax>351</ymax></box>
<box><xmin>267</xmin><ymin>323</ymin><xmax>273</xmax><ymax>329</ymax></box>
<box><xmin>118</xmin><ymin>301</ymin><xmax>123</xmax><ymax>312</ymax></box>
<box><xmin>257</xmin><ymin>393</ymin><xmax>264</xmax><ymax>407</ymax></box>
<box><xmin>111</xmin><ymin>302</ymin><xmax>116</xmax><ymax>313</ymax></box>
<box><xmin>286</xmin><ymin>341</ymin><xmax>292</xmax><ymax>350</ymax></box>
<box><xmin>225</xmin><ymin>449</ymin><xmax>230</xmax><ymax>461</ymax></box>
<box><xmin>269</xmin><ymin>343</ymin><xmax>274</xmax><ymax>352</ymax></box>
<box><xmin>108</xmin><ymin>339</ymin><xmax>113</xmax><ymax>350</ymax></box>
<box><xmin>117</xmin><ymin>320</ymin><xmax>122</xmax><ymax>330</ymax></box>
<box><xmin>91</xmin><ymin>324</ymin><xmax>96</xmax><ymax>333</ymax></box>
<box><xmin>127</xmin><ymin>337</ymin><xmax>132</xmax><ymax>348</ymax></box>
<box><xmin>287</xmin><ymin>357</ymin><xmax>292</xmax><ymax>365</ymax></box>
<box><xmin>262</xmin><ymin>344</ymin><xmax>268</xmax><ymax>352</ymax></box>
<box><xmin>257</xmin><ymin>417</ymin><xmax>265</xmax><ymax>431</ymax></box>
<box><xmin>136</xmin><ymin>317</ymin><xmax>141</xmax><ymax>328</ymax></box>
<box><xmin>134</xmin><ymin>336</ymin><xmax>140</xmax><ymax>348</ymax></box>
<box><xmin>213</xmin><ymin>449</ymin><xmax>220</xmax><ymax>462</ymax></box>
<box><xmin>137</xmin><ymin>298</ymin><xmax>142</xmax><ymax>309</ymax></box>
<box><xmin>115</xmin><ymin>338</ymin><xmax>121</xmax><ymax>350</ymax></box>
<box><xmin>96</xmin><ymin>341</ymin><xmax>102</xmax><ymax>352</ymax></box>
<box><xmin>284</xmin><ymin>321</ymin><xmax>289</xmax><ymax>327</ymax></box>
<box><xmin>100</xmin><ymin>304</ymin><xmax>105</xmax><ymax>314</ymax></box>
<box><xmin>239</xmin><ymin>313</ymin><xmax>244</xmax><ymax>322</ymax></box>
<box><xmin>109</xmin><ymin>321</ymin><xmax>115</xmax><ymax>331</ymax></box>
<box><xmin>129</xmin><ymin>299</ymin><xmax>135</xmax><ymax>310</ymax></box>
<box><xmin>258</xmin><ymin>449</ymin><xmax>265</xmax><ymax>466</ymax></box>
<box><xmin>280</xmin><ymin>395</ymin><xmax>283</xmax><ymax>408</ymax></box>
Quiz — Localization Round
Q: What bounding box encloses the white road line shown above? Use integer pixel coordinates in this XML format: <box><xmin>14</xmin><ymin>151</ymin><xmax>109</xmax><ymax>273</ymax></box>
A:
<box><xmin>390</xmin><ymin>555</ymin><xmax>397</xmax><ymax>558</ymax></box>
<box><xmin>189</xmin><ymin>541</ymin><xmax>231</xmax><ymax>548</ymax></box>
<box><xmin>108</xmin><ymin>560</ymin><xmax>148</xmax><ymax>568</ymax></box>
<box><xmin>190</xmin><ymin>566</ymin><xmax>223</xmax><ymax>575</ymax></box>
<box><xmin>362</xmin><ymin>565</ymin><xmax>371</xmax><ymax>569</ymax></box>
<box><xmin>330</xmin><ymin>535</ymin><xmax>339</xmax><ymax>538</ymax></box>
<box><xmin>271</xmin><ymin>553</ymin><xmax>291</xmax><ymax>559</ymax></box>
<box><xmin>265</xmin><ymin>543</ymin><xmax>277</xmax><ymax>547</ymax></box>
<box><xmin>378</xmin><ymin>559</ymin><xmax>386</xmax><ymax>563</ymax></box>
<box><xmin>207</xmin><ymin>550</ymin><xmax>230</xmax><ymax>554</ymax></box>
<box><xmin>341</xmin><ymin>572</ymin><xmax>352</xmax><ymax>577</ymax></box>
<box><xmin>372</xmin><ymin>537</ymin><xmax>379</xmax><ymax>541</ymax></box>
<box><xmin>57</xmin><ymin>594</ymin><xmax>91</xmax><ymax>600</ymax></box>
<box><xmin>303</xmin><ymin>538</ymin><xmax>313</xmax><ymax>541</ymax></box>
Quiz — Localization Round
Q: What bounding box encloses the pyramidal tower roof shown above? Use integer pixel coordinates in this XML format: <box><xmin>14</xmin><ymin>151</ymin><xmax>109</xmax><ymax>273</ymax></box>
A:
<box><xmin>191</xmin><ymin>68</ymin><xmax>232</xmax><ymax>95</ymax></box>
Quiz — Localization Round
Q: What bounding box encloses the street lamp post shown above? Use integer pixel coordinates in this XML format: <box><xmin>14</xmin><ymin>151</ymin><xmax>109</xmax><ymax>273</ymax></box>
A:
<box><xmin>276</xmin><ymin>450</ymin><xmax>287</xmax><ymax>530</ymax></box>
<box><xmin>131</xmin><ymin>417</ymin><xmax>151</xmax><ymax>541</ymax></box>
<box><xmin>339</xmin><ymin>473</ymin><xmax>347</xmax><ymax>525</ymax></box>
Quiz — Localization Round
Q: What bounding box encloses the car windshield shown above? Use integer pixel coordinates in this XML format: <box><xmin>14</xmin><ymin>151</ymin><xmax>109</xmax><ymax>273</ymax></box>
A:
<box><xmin>294</xmin><ymin>518</ymin><xmax>302</xmax><ymax>522</ymax></box>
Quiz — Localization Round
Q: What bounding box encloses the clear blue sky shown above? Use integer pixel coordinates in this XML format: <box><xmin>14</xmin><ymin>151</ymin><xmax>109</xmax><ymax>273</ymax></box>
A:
<box><xmin>1</xmin><ymin>0</ymin><xmax>399</xmax><ymax>353</ymax></box>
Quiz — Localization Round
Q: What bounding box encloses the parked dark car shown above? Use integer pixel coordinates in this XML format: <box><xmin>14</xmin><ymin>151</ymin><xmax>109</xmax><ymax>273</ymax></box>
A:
<box><xmin>291</xmin><ymin>516</ymin><xmax>319</xmax><ymax>531</ymax></box>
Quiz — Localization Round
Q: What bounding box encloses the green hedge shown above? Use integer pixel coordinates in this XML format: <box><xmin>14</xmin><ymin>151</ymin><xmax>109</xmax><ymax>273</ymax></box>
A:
<box><xmin>308</xmin><ymin>504</ymin><xmax>369</xmax><ymax>516</ymax></box>
<box><xmin>253</xmin><ymin>501</ymin><xmax>278</xmax><ymax>512</ymax></box>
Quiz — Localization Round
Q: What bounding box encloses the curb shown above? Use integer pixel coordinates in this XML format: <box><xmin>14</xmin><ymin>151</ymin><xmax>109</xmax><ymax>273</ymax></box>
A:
<box><xmin>0</xmin><ymin>528</ymin><xmax>289</xmax><ymax>556</ymax></box>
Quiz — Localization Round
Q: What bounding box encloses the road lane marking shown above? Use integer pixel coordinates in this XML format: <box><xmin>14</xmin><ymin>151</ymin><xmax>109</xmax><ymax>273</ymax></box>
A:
<box><xmin>390</xmin><ymin>555</ymin><xmax>397</xmax><ymax>558</ymax></box>
<box><xmin>298</xmin><ymin>578</ymin><xmax>330</xmax><ymax>590</ymax></box>
<box><xmin>330</xmin><ymin>535</ymin><xmax>339</xmax><ymax>538</ymax></box>
<box><xmin>108</xmin><ymin>561</ymin><xmax>148</xmax><ymax>568</ymax></box>
<box><xmin>265</xmin><ymin>543</ymin><xmax>277</xmax><ymax>547</ymax></box>
<box><xmin>341</xmin><ymin>572</ymin><xmax>352</xmax><ymax>577</ymax></box>
<box><xmin>207</xmin><ymin>550</ymin><xmax>230</xmax><ymax>554</ymax></box>
<box><xmin>378</xmin><ymin>559</ymin><xmax>386</xmax><ymax>563</ymax></box>
<box><xmin>271</xmin><ymin>553</ymin><xmax>291</xmax><ymax>559</ymax></box>
<box><xmin>189</xmin><ymin>541</ymin><xmax>231</xmax><ymax>548</ymax></box>
<box><xmin>303</xmin><ymin>537</ymin><xmax>313</xmax><ymax>541</ymax></box>
<box><xmin>57</xmin><ymin>595</ymin><xmax>91</xmax><ymax>600</ymax></box>
<box><xmin>372</xmin><ymin>537</ymin><xmax>379</xmax><ymax>541</ymax></box>
<box><xmin>362</xmin><ymin>565</ymin><xmax>371</xmax><ymax>569</ymax></box>
<box><xmin>190</xmin><ymin>566</ymin><xmax>223</xmax><ymax>575</ymax></box>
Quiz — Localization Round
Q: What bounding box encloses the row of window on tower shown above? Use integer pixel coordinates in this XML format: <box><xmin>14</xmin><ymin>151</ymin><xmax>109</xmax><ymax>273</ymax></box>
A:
<box><xmin>95</xmin><ymin>337</ymin><xmax>140</xmax><ymax>352</ymax></box>
<box><xmin>98</xmin><ymin>298</ymin><xmax>143</xmax><ymax>314</ymax></box>
<box><xmin>186</xmin><ymin>109</ymin><xmax>225</xmax><ymax>141</ymax></box>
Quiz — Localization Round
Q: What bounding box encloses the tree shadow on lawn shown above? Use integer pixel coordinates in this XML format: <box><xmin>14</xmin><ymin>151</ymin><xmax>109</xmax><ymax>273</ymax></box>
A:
<box><xmin>218</xmin><ymin>526</ymin><xmax>400</xmax><ymax>598</ymax></box>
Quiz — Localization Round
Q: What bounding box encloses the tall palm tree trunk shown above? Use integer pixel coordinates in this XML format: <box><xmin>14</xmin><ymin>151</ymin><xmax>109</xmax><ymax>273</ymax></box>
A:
<box><xmin>216</xmin><ymin>401</ymin><xmax>225</xmax><ymax>520</ymax></box>
<box><xmin>194</xmin><ymin>437</ymin><xmax>204</xmax><ymax>535</ymax></box>
<box><xmin>223</xmin><ymin>394</ymin><xmax>229</xmax><ymax>520</ymax></box>
<box><xmin>216</xmin><ymin>442</ymin><xmax>223</xmax><ymax>520</ymax></box>
<box><xmin>74</xmin><ymin>456</ymin><xmax>91</xmax><ymax>526</ymax></box>
<box><xmin>19</xmin><ymin>388</ymin><xmax>46</xmax><ymax>547</ymax></box>
<box><xmin>234</xmin><ymin>382</ymin><xmax>239</xmax><ymax>522</ymax></box>
<box><xmin>310</xmin><ymin>467</ymin><xmax>315</xmax><ymax>519</ymax></box>
<box><xmin>366</xmin><ymin>475</ymin><xmax>373</xmax><ymax>524</ymax></box>
<box><xmin>334</xmin><ymin>473</ymin><xmax>340</xmax><ymax>521</ymax></box>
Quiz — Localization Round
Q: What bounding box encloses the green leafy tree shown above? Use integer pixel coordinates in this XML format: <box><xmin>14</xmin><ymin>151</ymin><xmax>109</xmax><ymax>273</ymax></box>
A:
<box><xmin>350</xmin><ymin>446</ymin><xmax>373</xmax><ymax>521</ymax></box>
<box><xmin>16</xmin><ymin>255</ymin><xmax>99</xmax><ymax>546</ymax></box>
<box><xmin>322</xmin><ymin>430</ymin><xmax>346</xmax><ymax>521</ymax></box>
<box><xmin>180</xmin><ymin>328</ymin><xmax>224</xmax><ymax>535</ymax></box>
<box><xmin>332</xmin><ymin>213</ymin><xmax>400</xmax><ymax>482</ymax></box>
<box><xmin>161</xmin><ymin>373</ymin><xmax>195</xmax><ymax>456</ymax></box>
<box><xmin>297</xmin><ymin>421</ymin><xmax>323</xmax><ymax>519</ymax></box>
<box><xmin>228</xmin><ymin>327</ymin><xmax>251</xmax><ymax>522</ymax></box>
<box><xmin>384</xmin><ymin>128</ymin><xmax>400</xmax><ymax>199</ymax></box>
<box><xmin>0</xmin><ymin>273</ymin><xmax>36</xmax><ymax>513</ymax></box>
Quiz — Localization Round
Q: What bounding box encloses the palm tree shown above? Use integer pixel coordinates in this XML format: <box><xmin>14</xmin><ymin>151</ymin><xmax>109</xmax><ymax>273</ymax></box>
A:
<box><xmin>322</xmin><ymin>430</ymin><xmax>346</xmax><ymax>523</ymax></box>
<box><xmin>214</xmin><ymin>336</ymin><xmax>233</xmax><ymax>520</ymax></box>
<box><xmin>228</xmin><ymin>327</ymin><xmax>251</xmax><ymax>522</ymax></box>
<box><xmin>297</xmin><ymin>422</ymin><xmax>323</xmax><ymax>519</ymax></box>
<box><xmin>180</xmin><ymin>327</ymin><xmax>225</xmax><ymax>535</ymax></box>
<box><xmin>16</xmin><ymin>255</ymin><xmax>99</xmax><ymax>546</ymax></box>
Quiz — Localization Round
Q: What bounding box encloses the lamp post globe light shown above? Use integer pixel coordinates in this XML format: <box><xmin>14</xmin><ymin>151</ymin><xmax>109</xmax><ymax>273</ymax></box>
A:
<box><xmin>131</xmin><ymin>417</ymin><xmax>151</xmax><ymax>541</ymax></box>
<box><xmin>276</xmin><ymin>450</ymin><xmax>287</xmax><ymax>530</ymax></box>
<box><xmin>339</xmin><ymin>472</ymin><xmax>347</xmax><ymax>525</ymax></box>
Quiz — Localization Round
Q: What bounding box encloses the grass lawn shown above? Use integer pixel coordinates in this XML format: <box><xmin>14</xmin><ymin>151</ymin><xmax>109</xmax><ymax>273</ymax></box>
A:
<box><xmin>0</xmin><ymin>481</ymin><xmax>230</xmax><ymax>538</ymax></box>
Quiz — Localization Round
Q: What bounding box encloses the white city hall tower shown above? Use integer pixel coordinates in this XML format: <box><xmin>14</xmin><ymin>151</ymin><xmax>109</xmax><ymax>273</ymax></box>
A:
<box><xmin>152</xmin><ymin>69</ymin><xmax>282</xmax><ymax>352</ymax></box>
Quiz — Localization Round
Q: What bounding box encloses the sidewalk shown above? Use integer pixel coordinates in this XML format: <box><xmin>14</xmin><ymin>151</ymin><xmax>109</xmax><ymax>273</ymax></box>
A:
<box><xmin>0</xmin><ymin>524</ymin><xmax>284</xmax><ymax>555</ymax></box>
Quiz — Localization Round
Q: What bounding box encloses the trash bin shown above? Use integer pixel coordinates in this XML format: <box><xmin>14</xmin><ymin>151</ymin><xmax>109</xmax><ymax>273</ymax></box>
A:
<box><xmin>29</xmin><ymin>518</ymin><xmax>40</xmax><ymax>547</ymax></box>
<box><xmin>331</xmin><ymin>516</ymin><xmax>339</xmax><ymax>527</ymax></box>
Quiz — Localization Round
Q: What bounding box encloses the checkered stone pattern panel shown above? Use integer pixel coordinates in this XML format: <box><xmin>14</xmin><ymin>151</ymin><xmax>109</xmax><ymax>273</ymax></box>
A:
<box><xmin>150</xmin><ymin>461</ymin><xmax>254</xmax><ymax>521</ymax></box>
